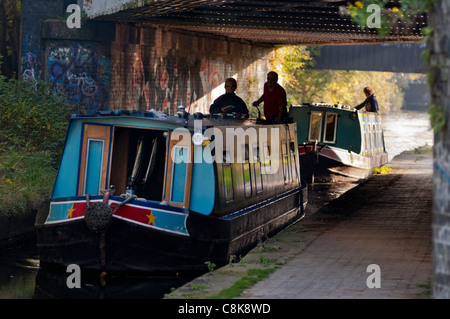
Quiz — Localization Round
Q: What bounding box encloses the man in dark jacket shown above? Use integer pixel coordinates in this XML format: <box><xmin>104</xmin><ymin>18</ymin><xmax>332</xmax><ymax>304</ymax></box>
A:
<box><xmin>355</xmin><ymin>86</ymin><xmax>379</xmax><ymax>112</ymax></box>
<box><xmin>209</xmin><ymin>78</ymin><xmax>249</xmax><ymax>115</ymax></box>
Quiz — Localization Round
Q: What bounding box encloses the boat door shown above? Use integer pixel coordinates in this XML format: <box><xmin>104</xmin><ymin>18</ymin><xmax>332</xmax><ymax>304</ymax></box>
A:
<box><xmin>165</xmin><ymin>131</ymin><xmax>193</xmax><ymax>208</ymax></box>
<box><xmin>78</xmin><ymin>124</ymin><xmax>111</xmax><ymax>196</ymax></box>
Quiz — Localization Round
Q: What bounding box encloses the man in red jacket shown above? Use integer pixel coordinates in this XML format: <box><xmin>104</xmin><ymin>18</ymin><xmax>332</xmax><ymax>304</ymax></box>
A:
<box><xmin>252</xmin><ymin>71</ymin><xmax>287</xmax><ymax>123</ymax></box>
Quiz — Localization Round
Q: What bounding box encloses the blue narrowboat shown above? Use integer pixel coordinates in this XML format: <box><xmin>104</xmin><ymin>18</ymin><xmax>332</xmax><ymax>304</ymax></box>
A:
<box><xmin>289</xmin><ymin>103</ymin><xmax>388</xmax><ymax>183</ymax></box>
<box><xmin>35</xmin><ymin>110</ymin><xmax>307</xmax><ymax>274</ymax></box>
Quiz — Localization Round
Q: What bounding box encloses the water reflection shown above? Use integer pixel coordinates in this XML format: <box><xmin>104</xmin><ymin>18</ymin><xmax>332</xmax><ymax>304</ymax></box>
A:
<box><xmin>34</xmin><ymin>269</ymin><xmax>199</xmax><ymax>299</ymax></box>
<box><xmin>382</xmin><ymin>112</ymin><xmax>433</xmax><ymax>162</ymax></box>
<box><xmin>0</xmin><ymin>239</ymin><xmax>200</xmax><ymax>299</ymax></box>
<box><xmin>0</xmin><ymin>241</ymin><xmax>39</xmax><ymax>299</ymax></box>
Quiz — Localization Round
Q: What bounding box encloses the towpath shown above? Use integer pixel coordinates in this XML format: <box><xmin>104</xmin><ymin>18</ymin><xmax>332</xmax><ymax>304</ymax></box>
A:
<box><xmin>167</xmin><ymin>148</ymin><xmax>433</xmax><ymax>299</ymax></box>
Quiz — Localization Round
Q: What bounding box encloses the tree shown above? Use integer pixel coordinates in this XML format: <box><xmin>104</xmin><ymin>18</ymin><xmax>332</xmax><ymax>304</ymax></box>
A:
<box><xmin>273</xmin><ymin>45</ymin><xmax>413</xmax><ymax>112</ymax></box>
<box><xmin>0</xmin><ymin>0</ymin><xmax>21</xmax><ymax>78</ymax></box>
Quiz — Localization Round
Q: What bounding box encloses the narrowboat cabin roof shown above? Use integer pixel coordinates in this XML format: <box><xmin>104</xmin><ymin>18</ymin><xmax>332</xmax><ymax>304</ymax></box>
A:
<box><xmin>290</xmin><ymin>103</ymin><xmax>386</xmax><ymax>155</ymax></box>
<box><xmin>53</xmin><ymin>110</ymin><xmax>302</xmax><ymax>213</ymax></box>
<box><xmin>71</xmin><ymin>110</ymin><xmax>268</xmax><ymax>130</ymax></box>
<box><xmin>289</xmin><ymin>102</ymin><xmax>388</xmax><ymax>183</ymax></box>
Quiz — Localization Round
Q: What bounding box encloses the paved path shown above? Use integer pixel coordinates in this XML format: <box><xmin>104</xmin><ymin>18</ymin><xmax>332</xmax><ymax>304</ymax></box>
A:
<box><xmin>240</xmin><ymin>150</ymin><xmax>433</xmax><ymax>299</ymax></box>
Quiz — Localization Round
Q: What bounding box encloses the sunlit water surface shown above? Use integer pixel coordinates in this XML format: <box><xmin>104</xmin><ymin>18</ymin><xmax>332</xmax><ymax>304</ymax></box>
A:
<box><xmin>382</xmin><ymin>111</ymin><xmax>433</xmax><ymax>162</ymax></box>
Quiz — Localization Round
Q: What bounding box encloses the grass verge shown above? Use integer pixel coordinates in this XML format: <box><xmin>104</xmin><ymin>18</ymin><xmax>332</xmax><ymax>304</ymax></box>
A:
<box><xmin>0</xmin><ymin>150</ymin><xmax>57</xmax><ymax>214</ymax></box>
<box><xmin>207</xmin><ymin>268</ymin><xmax>277</xmax><ymax>299</ymax></box>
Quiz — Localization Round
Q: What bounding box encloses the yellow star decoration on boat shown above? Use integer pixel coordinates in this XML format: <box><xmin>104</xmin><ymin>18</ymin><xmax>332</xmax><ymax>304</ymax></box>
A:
<box><xmin>67</xmin><ymin>204</ymin><xmax>75</xmax><ymax>219</ymax></box>
<box><xmin>147</xmin><ymin>211</ymin><xmax>157</xmax><ymax>225</ymax></box>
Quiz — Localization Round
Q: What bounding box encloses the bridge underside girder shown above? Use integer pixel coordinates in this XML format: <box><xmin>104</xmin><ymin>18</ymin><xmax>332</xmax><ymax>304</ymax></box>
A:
<box><xmin>90</xmin><ymin>0</ymin><xmax>426</xmax><ymax>45</ymax></box>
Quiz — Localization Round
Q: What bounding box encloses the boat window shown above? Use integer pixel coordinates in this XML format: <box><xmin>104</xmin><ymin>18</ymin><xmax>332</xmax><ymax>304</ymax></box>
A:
<box><xmin>378</xmin><ymin>124</ymin><xmax>383</xmax><ymax>151</ymax></box>
<box><xmin>308</xmin><ymin>111</ymin><xmax>323</xmax><ymax>142</ymax></box>
<box><xmin>367</xmin><ymin>123</ymin><xmax>372</xmax><ymax>151</ymax></box>
<box><xmin>223</xmin><ymin>150</ymin><xmax>234</xmax><ymax>202</ymax></box>
<box><xmin>290</xmin><ymin>142</ymin><xmax>298</xmax><ymax>182</ymax></box>
<box><xmin>282</xmin><ymin>141</ymin><xmax>290</xmax><ymax>184</ymax></box>
<box><xmin>361</xmin><ymin>121</ymin><xmax>367</xmax><ymax>153</ymax></box>
<box><xmin>170</xmin><ymin>146</ymin><xmax>189</xmax><ymax>204</ymax></box>
<box><xmin>223</xmin><ymin>149</ymin><xmax>232</xmax><ymax>163</ymax></box>
<box><xmin>262</xmin><ymin>143</ymin><xmax>271</xmax><ymax>174</ymax></box>
<box><xmin>372</xmin><ymin>124</ymin><xmax>378</xmax><ymax>150</ymax></box>
<box><xmin>242</xmin><ymin>145</ymin><xmax>252</xmax><ymax>197</ymax></box>
<box><xmin>324</xmin><ymin>112</ymin><xmax>338</xmax><ymax>144</ymax></box>
<box><xmin>252</xmin><ymin>145</ymin><xmax>263</xmax><ymax>194</ymax></box>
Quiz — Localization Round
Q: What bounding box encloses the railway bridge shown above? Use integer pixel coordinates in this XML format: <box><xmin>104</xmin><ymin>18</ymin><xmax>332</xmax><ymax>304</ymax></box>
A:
<box><xmin>21</xmin><ymin>0</ymin><xmax>425</xmax><ymax>115</ymax></box>
<box><xmin>20</xmin><ymin>0</ymin><xmax>450</xmax><ymax>298</ymax></box>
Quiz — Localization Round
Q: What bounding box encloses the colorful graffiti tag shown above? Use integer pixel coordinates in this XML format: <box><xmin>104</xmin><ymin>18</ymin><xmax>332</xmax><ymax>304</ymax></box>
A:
<box><xmin>112</xmin><ymin>46</ymin><xmax>225</xmax><ymax>116</ymax></box>
<box><xmin>48</xmin><ymin>43</ymin><xmax>111</xmax><ymax>114</ymax></box>
<box><xmin>150</xmin><ymin>55</ymin><xmax>224</xmax><ymax>115</ymax></box>
<box><xmin>21</xmin><ymin>34</ymin><xmax>41</xmax><ymax>88</ymax></box>
<box><xmin>22</xmin><ymin>51</ymin><xmax>41</xmax><ymax>81</ymax></box>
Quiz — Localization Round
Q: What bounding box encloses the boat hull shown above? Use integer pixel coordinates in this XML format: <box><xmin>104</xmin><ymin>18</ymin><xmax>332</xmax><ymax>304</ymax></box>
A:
<box><xmin>36</xmin><ymin>188</ymin><xmax>307</xmax><ymax>274</ymax></box>
<box><xmin>300</xmin><ymin>145</ymin><xmax>388</xmax><ymax>183</ymax></box>
<box><xmin>291</xmin><ymin>104</ymin><xmax>389</xmax><ymax>184</ymax></box>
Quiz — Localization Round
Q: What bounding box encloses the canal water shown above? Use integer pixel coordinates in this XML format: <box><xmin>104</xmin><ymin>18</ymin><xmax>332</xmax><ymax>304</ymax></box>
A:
<box><xmin>0</xmin><ymin>111</ymin><xmax>433</xmax><ymax>299</ymax></box>
<box><xmin>382</xmin><ymin>111</ymin><xmax>433</xmax><ymax>162</ymax></box>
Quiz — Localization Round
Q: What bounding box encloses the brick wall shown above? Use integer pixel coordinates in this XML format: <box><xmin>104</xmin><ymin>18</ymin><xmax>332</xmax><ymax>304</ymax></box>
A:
<box><xmin>110</xmin><ymin>24</ymin><xmax>274</xmax><ymax>115</ymax></box>
<box><xmin>21</xmin><ymin>0</ymin><xmax>274</xmax><ymax>115</ymax></box>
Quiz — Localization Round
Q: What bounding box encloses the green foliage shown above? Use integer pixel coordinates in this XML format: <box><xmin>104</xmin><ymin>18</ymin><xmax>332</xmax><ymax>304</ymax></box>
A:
<box><xmin>0</xmin><ymin>75</ymin><xmax>72</xmax><ymax>160</ymax></box>
<box><xmin>274</xmin><ymin>45</ymin><xmax>420</xmax><ymax>112</ymax></box>
<box><xmin>341</xmin><ymin>1</ymin><xmax>441</xmax><ymax>128</ymax></box>
<box><xmin>208</xmin><ymin>268</ymin><xmax>277</xmax><ymax>299</ymax></box>
<box><xmin>428</xmin><ymin>103</ymin><xmax>447</xmax><ymax>133</ymax></box>
<box><xmin>0</xmin><ymin>75</ymin><xmax>72</xmax><ymax>213</ymax></box>
<box><xmin>342</xmin><ymin>0</ymin><xmax>431</xmax><ymax>36</ymax></box>
<box><xmin>240</xmin><ymin>76</ymin><xmax>260</xmax><ymax>118</ymax></box>
<box><xmin>0</xmin><ymin>151</ymin><xmax>58</xmax><ymax>212</ymax></box>
<box><xmin>413</xmin><ymin>146</ymin><xmax>432</xmax><ymax>154</ymax></box>
<box><xmin>205</xmin><ymin>261</ymin><xmax>216</xmax><ymax>272</ymax></box>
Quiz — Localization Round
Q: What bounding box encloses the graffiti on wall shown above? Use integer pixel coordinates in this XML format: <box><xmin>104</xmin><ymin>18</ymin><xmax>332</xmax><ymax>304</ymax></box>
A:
<box><xmin>112</xmin><ymin>45</ymin><xmax>226</xmax><ymax>116</ymax></box>
<box><xmin>152</xmin><ymin>52</ymin><xmax>185</xmax><ymax>114</ymax></box>
<box><xmin>199</xmin><ymin>57</ymin><xmax>221</xmax><ymax>113</ymax></box>
<box><xmin>21</xmin><ymin>34</ymin><xmax>41</xmax><ymax>87</ymax></box>
<box><xmin>22</xmin><ymin>51</ymin><xmax>41</xmax><ymax>81</ymax></box>
<box><xmin>433</xmin><ymin>140</ymin><xmax>450</xmax><ymax>298</ymax></box>
<box><xmin>48</xmin><ymin>43</ymin><xmax>111</xmax><ymax>114</ymax></box>
<box><xmin>125</xmin><ymin>49</ymin><xmax>147</xmax><ymax>110</ymax></box>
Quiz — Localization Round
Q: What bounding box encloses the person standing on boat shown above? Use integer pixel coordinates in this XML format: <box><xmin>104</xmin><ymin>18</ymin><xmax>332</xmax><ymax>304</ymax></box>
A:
<box><xmin>209</xmin><ymin>78</ymin><xmax>249</xmax><ymax>115</ymax></box>
<box><xmin>355</xmin><ymin>86</ymin><xmax>379</xmax><ymax>112</ymax></box>
<box><xmin>252</xmin><ymin>71</ymin><xmax>288</xmax><ymax>123</ymax></box>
